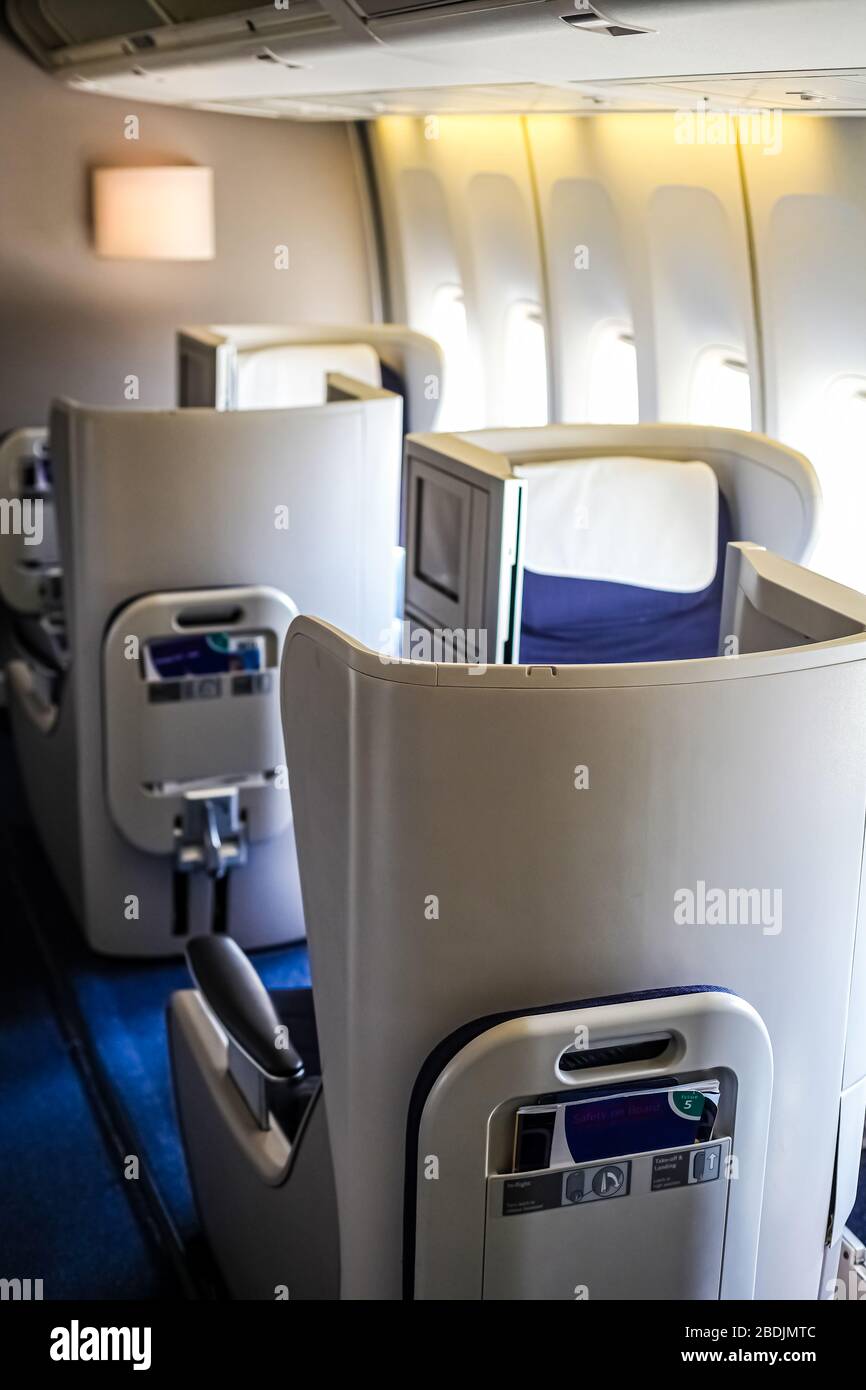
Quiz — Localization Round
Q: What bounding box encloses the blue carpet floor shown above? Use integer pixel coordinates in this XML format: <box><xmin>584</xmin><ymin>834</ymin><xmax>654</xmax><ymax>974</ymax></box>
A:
<box><xmin>82</xmin><ymin>946</ymin><xmax>309</xmax><ymax>1241</ymax></box>
<box><xmin>57</xmin><ymin>939</ymin><xmax>310</xmax><ymax>1244</ymax></box>
<box><xmin>0</xmin><ymin>840</ymin><xmax>179</xmax><ymax>1298</ymax></box>
<box><xmin>0</xmin><ymin>714</ymin><xmax>309</xmax><ymax>1294</ymax></box>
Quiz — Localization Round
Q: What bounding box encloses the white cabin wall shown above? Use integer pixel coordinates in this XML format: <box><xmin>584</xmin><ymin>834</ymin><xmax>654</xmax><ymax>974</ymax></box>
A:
<box><xmin>523</xmin><ymin>116</ymin><xmax>635</xmax><ymax>426</ymax></box>
<box><xmin>740</xmin><ymin>118</ymin><xmax>866</xmax><ymax>589</ymax></box>
<box><xmin>374</xmin><ymin>113</ymin><xmax>758</xmax><ymax>436</ymax></box>
<box><xmin>569</xmin><ymin>113</ymin><xmax>757</xmax><ymax>430</ymax></box>
<box><xmin>520</xmin><ymin>113</ymin><xmax>760</xmax><ymax>429</ymax></box>
<box><xmin>0</xmin><ymin>35</ymin><xmax>373</xmax><ymax>433</ymax></box>
<box><xmin>370</xmin><ymin>117</ymin><xmax>546</xmax><ymax>430</ymax></box>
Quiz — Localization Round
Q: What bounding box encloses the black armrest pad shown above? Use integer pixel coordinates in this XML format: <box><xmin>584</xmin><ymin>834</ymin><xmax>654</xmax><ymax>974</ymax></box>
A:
<box><xmin>186</xmin><ymin>936</ymin><xmax>304</xmax><ymax>1081</ymax></box>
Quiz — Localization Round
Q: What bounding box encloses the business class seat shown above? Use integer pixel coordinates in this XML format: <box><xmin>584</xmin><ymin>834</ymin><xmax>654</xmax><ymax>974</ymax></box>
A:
<box><xmin>177</xmin><ymin>322</ymin><xmax>444</xmax><ymax>432</ymax></box>
<box><xmin>5</xmin><ymin>380</ymin><xmax>402</xmax><ymax>956</ymax></box>
<box><xmin>170</xmin><ymin>545</ymin><xmax>866</xmax><ymax>1299</ymax></box>
<box><xmin>176</xmin><ymin>323</ymin><xmax>444</xmax><ymax>649</ymax></box>
<box><xmin>400</xmin><ymin>424</ymin><xmax>821</xmax><ymax>666</ymax></box>
<box><xmin>1</xmin><ymin>326</ymin><xmax>439</xmax><ymax>702</ymax></box>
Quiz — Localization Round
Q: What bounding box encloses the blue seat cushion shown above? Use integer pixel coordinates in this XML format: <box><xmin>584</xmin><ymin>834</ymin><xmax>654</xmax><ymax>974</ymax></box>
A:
<box><xmin>519</xmin><ymin>493</ymin><xmax>733</xmax><ymax>665</ymax></box>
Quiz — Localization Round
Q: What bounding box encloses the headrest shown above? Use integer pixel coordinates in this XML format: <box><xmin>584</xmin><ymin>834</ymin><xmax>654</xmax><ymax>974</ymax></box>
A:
<box><xmin>236</xmin><ymin>342</ymin><xmax>382</xmax><ymax>410</ymax></box>
<box><xmin>513</xmin><ymin>456</ymin><xmax>720</xmax><ymax>593</ymax></box>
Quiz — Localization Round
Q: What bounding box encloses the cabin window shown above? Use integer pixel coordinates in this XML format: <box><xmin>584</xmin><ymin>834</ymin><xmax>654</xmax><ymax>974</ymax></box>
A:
<box><xmin>430</xmin><ymin>283</ymin><xmax>482</xmax><ymax>431</ymax></box>
<box><xmin>502</xmin><ymin>301</ymin><xmax>549</xmax><ymax>427</ymax></box>
<box><xmin>689</xmin><ymin>348</ymin><xmax>752</xmax><ymax>431</ymax></box>
<box><xmin>587</xmin><ymin>323</ymin><xmax>639</xmax><ymax>424</ymax></box>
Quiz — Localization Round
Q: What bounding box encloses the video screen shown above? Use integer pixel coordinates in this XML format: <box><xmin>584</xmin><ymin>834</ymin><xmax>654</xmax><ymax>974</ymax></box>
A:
<box><xmin>414</xmin><ymin>475</ymin><xmax>462</xmax><ymax>602</ymax></box>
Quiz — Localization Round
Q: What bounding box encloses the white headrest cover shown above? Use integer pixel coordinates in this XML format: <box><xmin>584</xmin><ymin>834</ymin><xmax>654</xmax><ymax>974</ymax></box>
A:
<box><xmin>513</xmin><ymin>456</ymin><xmax>719</xmax><ymax>593</ymax></box>
<box><xmin>236</xmin><ymin>342</ymin><xmax>382</xmax><ymax>410</ymax></box>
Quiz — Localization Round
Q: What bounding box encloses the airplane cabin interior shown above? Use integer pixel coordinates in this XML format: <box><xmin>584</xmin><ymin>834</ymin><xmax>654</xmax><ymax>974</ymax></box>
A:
<box><xmin>3</xmin><ymin>0</ymin><xmax>866</xmax><ymax>1334</ymax></box>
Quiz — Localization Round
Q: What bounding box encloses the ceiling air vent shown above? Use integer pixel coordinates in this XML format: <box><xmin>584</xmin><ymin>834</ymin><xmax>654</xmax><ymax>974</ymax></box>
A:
<box><xmin>561</xmin><ymin>3</ymin><xmax>655</xmax><ymax>37</ymax></box>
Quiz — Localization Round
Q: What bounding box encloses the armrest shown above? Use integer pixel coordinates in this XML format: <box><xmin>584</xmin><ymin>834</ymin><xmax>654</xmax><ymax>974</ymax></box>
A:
<box><xmin>185</xmin><ymin>936</ymin><xmax>305</xmax><ymax>1082</ymax></box>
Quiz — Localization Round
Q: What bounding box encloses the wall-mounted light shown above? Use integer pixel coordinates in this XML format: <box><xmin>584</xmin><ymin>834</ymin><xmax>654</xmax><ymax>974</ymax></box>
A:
<box><xmin>92</xmin><ymin>166</ymin><xmax>215</xmax><ymax>260</ymax></box>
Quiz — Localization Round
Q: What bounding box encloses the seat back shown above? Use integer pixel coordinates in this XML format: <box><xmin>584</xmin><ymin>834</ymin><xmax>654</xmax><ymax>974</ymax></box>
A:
<box><xmin>178</xmin><ymin>323</ymin><xmax>445</xmax><ymax>434</ymax></box>
<box><xmin>282</xmin><ymin>550</ymin><xmax>866</xmax><ymax>1298</ymax></box>
<box><xmin>8</xmin><ymin>385</ymin><xmax>402</xmax><ymax>955</ymax></box>
<box><xmin>515</xmin><ymin>454</ymin><xmax>733</xmax><ymax>662</ymax></box>
<box><xmin>235</xmin><ymin>342</ymin><xmax>381</xmax><ymax>411</ymax></box>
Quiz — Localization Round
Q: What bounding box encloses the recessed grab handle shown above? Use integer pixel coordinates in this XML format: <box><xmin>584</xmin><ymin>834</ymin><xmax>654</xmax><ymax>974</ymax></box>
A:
<box><xmin>174</xmin><ymin>604</ymin><xmax>245</xmax><ymax>629</ymax></box>
<box><xmin>557</xmin><ymin>1036</ymin><xmax>671</xmax><ymax>1074</ymax></box>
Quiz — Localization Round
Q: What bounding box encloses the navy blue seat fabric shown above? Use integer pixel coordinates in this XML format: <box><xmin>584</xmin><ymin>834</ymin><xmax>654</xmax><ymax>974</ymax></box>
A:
<box><xmin>520</xmin><ymin>493</ymin><xmax>733</xmax><ymax>665</ymax></box>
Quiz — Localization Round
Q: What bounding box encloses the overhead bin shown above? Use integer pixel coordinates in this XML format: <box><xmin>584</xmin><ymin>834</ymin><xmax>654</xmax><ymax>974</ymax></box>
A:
<box><xmin>10</xmin><ymin>0</ymin><xmax>866</xmax><ymax>118</ymax></box>
<box><xmin>6</xmin><ymin>0</ymin><xmax>344</xmax><ymax>71</ymax></box>
<box><xmin>357</xmin><ymin>0</ymin><xmax>546</xmax><ymax>18</ymax></box>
